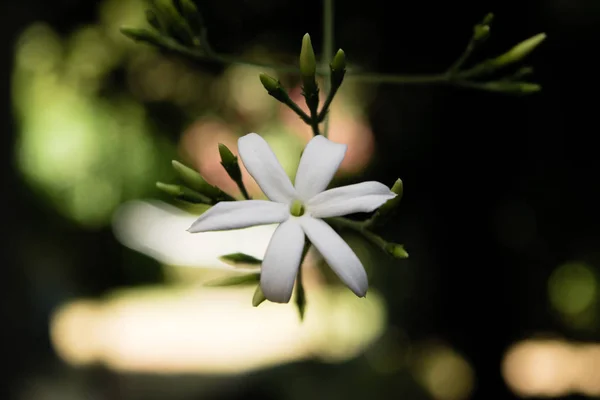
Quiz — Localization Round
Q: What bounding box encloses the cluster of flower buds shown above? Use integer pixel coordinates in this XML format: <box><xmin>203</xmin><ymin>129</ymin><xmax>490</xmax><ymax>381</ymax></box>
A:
<box><xmin>121</xmin><ymin>0</ymin><xmax>206</xmax><ymax>49</ymax></box>
<box><xmin>156</xmin><ymin>152</ymin><xmax>240</xmax><ymax>205</ymax></box>
<box><xmin>259</xmin><ymin>33</ymin><xmax>347</xmax><ymax>135</ymax></box>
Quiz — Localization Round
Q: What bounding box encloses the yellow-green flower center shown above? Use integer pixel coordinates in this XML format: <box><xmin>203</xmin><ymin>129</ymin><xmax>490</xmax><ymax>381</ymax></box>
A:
<box><xmin>290</xmin><ymin>199</ymin><xmax>305</xmax><ymax>217</ymax></box>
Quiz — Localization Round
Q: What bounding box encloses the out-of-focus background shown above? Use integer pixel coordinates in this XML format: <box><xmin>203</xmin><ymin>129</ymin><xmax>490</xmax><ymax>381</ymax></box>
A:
<box><xmin>2</xmin><ymin>0</ymin><xmax>599</xmax><ymax>399</ymax></box>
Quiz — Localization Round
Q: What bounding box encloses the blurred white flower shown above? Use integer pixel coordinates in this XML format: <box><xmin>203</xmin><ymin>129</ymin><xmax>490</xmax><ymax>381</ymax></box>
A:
<box><xmin>112</xmin><ymin>199</ymin><xmax>276</xmax><ymax>269</ymax></box>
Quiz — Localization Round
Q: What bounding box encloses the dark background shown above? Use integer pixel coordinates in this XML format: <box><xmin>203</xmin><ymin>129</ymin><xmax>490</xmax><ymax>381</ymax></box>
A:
<box><xmin>2</xmin><ymin>0</ymin><xmax>599</xmax><ymax>399</ymax></box>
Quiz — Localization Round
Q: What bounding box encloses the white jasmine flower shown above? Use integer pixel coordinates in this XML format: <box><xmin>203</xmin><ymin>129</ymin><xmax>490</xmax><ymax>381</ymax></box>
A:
<box><xmin>188</xmin><ymin>133</ymin><xmax>396</xmax><ymax>303</ymax></box>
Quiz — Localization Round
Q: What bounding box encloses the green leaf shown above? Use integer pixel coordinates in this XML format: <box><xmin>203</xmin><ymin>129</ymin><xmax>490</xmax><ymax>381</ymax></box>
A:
<box><xmin>252</xmin><ymin>285</ymin><xmax>267</xmax><ymax>307</ymax></box>
<box><xmin>204</xmin><ymin>273</ymin><xmax>259</xmax><ymax>287</ymax></box>
<box><xmin>219</xmin><ymin>253</ymin><xmax>262</xmax><ymax>267</ymax></box>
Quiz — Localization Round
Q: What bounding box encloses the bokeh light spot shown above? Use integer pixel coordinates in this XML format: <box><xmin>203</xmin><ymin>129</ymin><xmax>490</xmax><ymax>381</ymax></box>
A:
<box><xmin>548</xmin><ymin>262</ymin><xmax>596</xmax><ymax>316</ymax></box>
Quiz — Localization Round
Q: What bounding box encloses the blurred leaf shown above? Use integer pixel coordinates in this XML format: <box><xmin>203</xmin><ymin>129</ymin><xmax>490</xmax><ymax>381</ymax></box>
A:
<box><xmin>252</xmin><ymin>285</ymin><xmax>267</xmax><ymax>307</ymax></box>
<box><xmin>156</xmin><ymin>182</ymin><xmax>212</xmax><ymax>203</ymax></box>
<box><xmin>204</xmin><ymin>273</ymin><xmax>260</xmax><ymax>287</ymax></box>
<box><xmin>219</xmin><ymin>253</ymin><xmax>263</xmax><ymax>267</ymax></box>
<box><xmin>120</xmin><ymin>27</ymin><xmax>162</xmax><ymax>45</ymax></box>
<box><xmin>296</xmin><ymin>275</ymin><xmax>306</xmax><ymax>320</ymax></box>
<box><xmin>180</xmin><ymin>202</ymin><xmax>211</xmax><ymax>215</ymax></box>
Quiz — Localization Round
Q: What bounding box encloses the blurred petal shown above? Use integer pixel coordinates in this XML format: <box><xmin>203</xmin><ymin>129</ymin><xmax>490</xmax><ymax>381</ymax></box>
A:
<box><xmin>188</xmin><ymin>201</ymin><xmax>288</xmax><ymax>232</ymax></box>
<box><xmin>238</xmin><ymin>133</ymin><xmax>296</xmax><ymax>203</ymax></box>
<box><xmin>112</xmin><ymin>200</ymin><xmax>277</xmax><ymax>269</ymax></box>
<box><xmin>294</xmin><ymin>135</ymin><xmax>347</xmax><ymax>201</ymax></box>
<box><xmin>299</xmin><ymin>217</ymin><xmax>367</xmax><ymax>297</ymax></box>
<box><xmin>307</xmin><ymin>181</ymin><xmax>396</xmax><ymax>218</ymax></box>
<box><xmin>260</xmin><ymin>220</ymin><xmax>305</xmax><ymax>303</ymax></box>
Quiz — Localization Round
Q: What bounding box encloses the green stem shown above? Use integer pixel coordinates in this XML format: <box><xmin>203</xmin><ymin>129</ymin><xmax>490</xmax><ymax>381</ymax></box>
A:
<box><xmin>309</xmin><ymin>119</ymin><xmax>321</xmax><ymax>137</ymax></box>
<box><xmin>447</xmin><ymin>40</ymin><xmax>476</xmax><ymax>75</ymax></box>
<box><xmin>305</xmin><ymin>92</ymin><xmax>321</xmax><ymax>136</ymax></box>
<box><xmin>326</xmin><ymin>217</ymin><xmax>388</xmax><ymax>253</ymax></box>
<box><xmin>295</xmin><ymin>240</ymin><xmax>311</xmax><ymax>320</ymax></box>
<box><xmin>322</xmin><ymin>0</ymin><xmax>334</xmax><ymax>137</ymax></box>
<box><xmin>122</xmin><ymin>28</ymin><xmax>535</xmax><ymax>93</ymax></box>
<box><xmin>123</xmin><ymin>30</ymin><xmax>456</xmax><ymax>85</ymax></box>
<box><xmin>317</xmin><ymin>84</ymin><xmax>339</xmax><ymax>122</ymax></box>
<box><xmin>236</xmin><ymin>180</ymin><xmax>251</xmax><ymax>200</ymax></box>
<box><xmin>281</xmin><ymin>96</ymin><xmax>311</xmax><ymax>124</ymax></box>
<box><xmin>347</xmin><ymin>72</ymin><xmax>448</xmax><ymax>84</ymax></box>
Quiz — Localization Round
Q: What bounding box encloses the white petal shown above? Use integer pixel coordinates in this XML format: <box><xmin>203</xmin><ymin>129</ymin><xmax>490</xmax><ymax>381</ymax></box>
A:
<box><xmin>294</xmin><ymin>135</ymin><xmax>347</xmax><ymax>201</ymax></box>
<box><xmin>238</xmin><ymin>133</ymin><xmax>296</xmax><ymax>203</ymax></box>
<box><xmin>260</xmin><ymin>219</ymin><xmax>305</xmax><ymax>303</ymax></box>
<box><xmin>299</xmin><ymin>217</ymin><xmax>367</xmax><ymax>297</ymax></box>
<box><xmin>188</xmin><ymin>201</ymin><xmax>288</xmax><ymax>232</ymax></box>
<box><xmin>307</xmin><ymin>181</ymin><xmax>396</xmax><ymax>218</ymax></box>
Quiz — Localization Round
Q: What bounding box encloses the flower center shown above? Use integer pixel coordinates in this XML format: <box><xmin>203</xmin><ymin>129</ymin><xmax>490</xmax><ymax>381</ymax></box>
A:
<box><xmin>290</xmin><ymin>199</ymin><xmax>305</xmax><ymax>217</ymax></box>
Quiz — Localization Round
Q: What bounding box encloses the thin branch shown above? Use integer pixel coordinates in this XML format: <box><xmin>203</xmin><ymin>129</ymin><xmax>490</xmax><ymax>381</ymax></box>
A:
<box><xmin>123</xmin><ymin>30</ymin><xmax>459</xmax><ymax>84</ymax></box>
<box><xmin>317</xmin><ymin>84</ymin><xmax>340</xmax><ymax>122</ymax></box>
<box><xmin>326</xmin><ymin>217</ymin><xmax>384</xmax><ymax>252</ymax></box>
<box><xmin>326</xmin><ymin>217</ymin><xmax>408</xmax><ymax>258</ymax></box>
<box><xmin>322</xmin><ymin>0</ymin><xmax>334</xmax><ymax>137</ymax></box>
<box><xmin>121</xmin><ymin>27</ymin><xmax>540</xmax><ymax>92</ymax></box>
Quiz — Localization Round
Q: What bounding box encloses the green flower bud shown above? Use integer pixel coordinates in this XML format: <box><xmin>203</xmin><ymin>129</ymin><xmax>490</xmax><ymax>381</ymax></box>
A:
<box><xmin>145</xmin><ymin>9</ymin><xmax>163</xmax><ymax>32</ymax></box>
<box><xmin>300</xmin><ymin>33</ymin><xmax>316</xmax><ymax>78</ymax></box>
<box><xmin>259</xmin><ymin>73</ymin><xmax>291</xmax><ymax>103</ymax></box>
<box><xmin>361</xmin><ymin>179</ymin><xmax>404</xmax><ymax>228</ymax></box>
<box><xmin>259</xmin><ymin>73</ymin><xmax>279</xmax><ymax>92</ymax></box>
<box><xmin>386</xmin><ymin>243</ymin><xmax>409</xmax><ymax>259</ymax></box>
<box><xmin>218</xmin><ymin>143</ymin><xmax>243</xmax><ymax>182</ymax></box>
<box><xmin>156</xmin><ymin>181</ymin><xmax>180</xmax><ymax>197</ymax></box>
<box><xmin>156</xmin><ymin>182</ymin><xmax>211</xmax><ymax>203</ymax></box>
<box><xmin>259</xmin><ymin>74</ymin><xmax>311</xmax><ymax>124</ymax></box>
<box><xmin>483</xmin><ymin>81</ymin><xmax>541</xmax><ymax>94</ymax></box>
<box><xmin>330</xmin><ymin>49</ymin><xmax>346</xmax><ymax>90</ymax></box>
<box><xmin>371</xmin><ymin>179</ymin><xmax>403</xmax><ymax>222</ymax></box>
<box><xmin>218</xmin><ymin>143</ymin><xmax>236</xmax><ymax>166</ymax></box>
<box><xmin>171</xmin><ymin>160</ymin><xmax>222</xmax><ymax>199</ymax></box>
<box><xmin>481</xmin><ymin>12</ymin><xmax>494</xmax><ymax>26</ymax></box>
<box><xmin>300</xmin><ymin>33</ymin><xmax>318</xmax><ymax>94</ymax></box>
<box><xmin>491</xmin><ymin>33</ymin><xmax>547</xmax><ymax>67</ymax></box>
<box><xmin>178</xmin><ymin>0</ymin><xmax>198</xmax><ymax>17</ymax></box>
<box><xmin>174</xmin><ymin>0</ymin><xmax>203</xmax><ymax>40</ymax></box>
<box><xmin>512</xmin><ymin>66</ymin><xmax>534</xmax><ymax>79</ymax></box>
<box><xmin>473</xmin><ymin>24</ymin><xmax>490</xmax><ymax>42</ymax></box>
<box><xmin>330</xmin><ymin>49</ymin><xmax>346</xmax><ymax>72</ymax></box>
<box><xmin>517</xmin><ymin>83</ymin><xmax>542</xmax><ymax>93</ymax></box>
<box><xmin>218</xmin><ymin>143</ymin><xmax>235</xmax><ymax>165</ymax></box>
<box><xmin>391</xmin><ymin>179</ymin><xmax>403</xmax><ymax>195</ymax></box>
<box><xmin>152</xmin><ymin>0</ymin><xmax>195</xmax><ymax>45</ymax></box>
<box><xmin>153</xmin><ymin>0</ymin><xmax>182</xmax><ymax>21</ymax></box>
